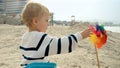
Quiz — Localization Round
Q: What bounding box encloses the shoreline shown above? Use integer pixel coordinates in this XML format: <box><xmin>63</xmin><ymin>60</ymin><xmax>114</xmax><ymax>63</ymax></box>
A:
<box><xmin>105</xmin><ymin>26</ymin><xmax>120</xmax><ymax>33</ymax></box>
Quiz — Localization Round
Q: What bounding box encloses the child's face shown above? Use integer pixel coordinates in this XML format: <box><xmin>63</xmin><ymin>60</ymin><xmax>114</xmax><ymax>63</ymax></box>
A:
<box><xmin>36</xmin><ymin>13</ymin><xmax>49</xmax><ymax>32</ymax></box>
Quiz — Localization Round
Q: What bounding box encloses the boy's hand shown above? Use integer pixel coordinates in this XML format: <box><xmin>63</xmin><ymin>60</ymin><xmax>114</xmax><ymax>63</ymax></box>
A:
<box><xmin>81</xmin><ymin>29</ymin><xmax>92</xmax><ymax>39</ymax></box>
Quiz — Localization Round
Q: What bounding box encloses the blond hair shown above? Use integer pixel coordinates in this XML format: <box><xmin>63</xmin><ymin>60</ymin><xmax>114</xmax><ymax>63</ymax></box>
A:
<box><xmin>21</xmin><ymin>2</ymin><xmax>49</xmax><ymax>26</ymax></box>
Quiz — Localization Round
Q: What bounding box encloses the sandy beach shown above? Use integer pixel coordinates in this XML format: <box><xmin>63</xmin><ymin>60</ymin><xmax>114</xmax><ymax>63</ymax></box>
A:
<box><xmin>0</xmin><ymin>24</ymin><xmax>120</xmax><ymax>68</ymax></box>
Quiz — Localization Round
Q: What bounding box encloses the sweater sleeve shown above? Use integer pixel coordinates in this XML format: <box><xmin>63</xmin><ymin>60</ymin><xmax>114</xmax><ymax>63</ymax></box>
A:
<box><xmin>20</xmin><ymin>32</ymin><xmax>82</xmax><ymax>58</ymax></box>
<box><xmin>45</xmin><ymin>32</ymin><xmax>82</xmax><ymax>56</ymax></box>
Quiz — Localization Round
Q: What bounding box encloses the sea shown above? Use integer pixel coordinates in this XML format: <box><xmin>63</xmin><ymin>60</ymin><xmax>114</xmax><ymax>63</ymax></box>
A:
<box><xmin>105</xmin><ymin>26</ymin><xmax>120</xmax><ymax>33</ymax></box>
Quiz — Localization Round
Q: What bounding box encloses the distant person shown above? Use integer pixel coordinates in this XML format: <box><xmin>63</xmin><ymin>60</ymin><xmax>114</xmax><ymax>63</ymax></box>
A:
<box><xmin>19</xmin><ymin>1</ymin><xmax>91</xmax><ymax>68</ymax></box>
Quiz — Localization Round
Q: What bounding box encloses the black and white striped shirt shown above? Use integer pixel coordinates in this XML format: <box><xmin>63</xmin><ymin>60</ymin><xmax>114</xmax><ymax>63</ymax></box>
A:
<box><xmin>19</xmin><ymin>31</ymin><xmax>82</xmax><ymax>67</ymax></box>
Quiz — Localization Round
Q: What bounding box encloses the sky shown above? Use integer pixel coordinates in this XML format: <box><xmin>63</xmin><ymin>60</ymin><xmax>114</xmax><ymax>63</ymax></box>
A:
<box><xmin>32</xmin><ymin>0</ymin><xmax>120</xmax><ymax>24</ymax></box>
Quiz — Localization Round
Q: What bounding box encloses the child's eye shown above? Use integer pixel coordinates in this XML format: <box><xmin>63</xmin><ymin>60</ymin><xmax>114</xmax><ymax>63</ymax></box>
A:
<box><xmin>46</xmin><ymin>19</ymin><xmax>50</xmax><ymax>22</ymax></box>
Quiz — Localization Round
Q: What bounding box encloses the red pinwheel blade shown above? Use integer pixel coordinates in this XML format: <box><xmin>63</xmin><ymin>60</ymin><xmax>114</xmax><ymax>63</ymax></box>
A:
<box><xmin>89</xmin><ymin>25</ymin><xmax>96</xmax><ymax>33</ymax></box>
<box><xmin>101</xmin><ymin>34</ymin><xmax>107</xmax><ymax>45</ymax></box>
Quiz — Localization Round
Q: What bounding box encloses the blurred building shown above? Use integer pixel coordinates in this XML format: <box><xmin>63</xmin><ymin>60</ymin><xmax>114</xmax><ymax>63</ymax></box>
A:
<box><xmin>71</xmin><ymin>15</ymin><xmax>75</xmax><ymax>25</ymax></box>
<box><xmin>0</xmin><ymin>0</ymin><xmax>27</xmax><ymax>25</ymax></box>
<box><xmin>0</xmin><ymin>0</ymin><xmax>27</xmax><ymax>15</ymax></box>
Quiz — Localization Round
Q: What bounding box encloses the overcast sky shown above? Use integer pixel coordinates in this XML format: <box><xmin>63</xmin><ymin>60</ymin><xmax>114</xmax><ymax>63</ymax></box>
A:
<box><xmin>33</xmin><ymin>0</ymin><xmax>120</xmax><ymax>24</ymax></box>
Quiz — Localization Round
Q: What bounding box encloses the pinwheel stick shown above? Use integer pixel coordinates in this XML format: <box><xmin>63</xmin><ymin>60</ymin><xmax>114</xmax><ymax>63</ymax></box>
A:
<box><xmin>94</xmin><ymin>45</ymin><xmax>100</xmax><ymax>68</ymax></box>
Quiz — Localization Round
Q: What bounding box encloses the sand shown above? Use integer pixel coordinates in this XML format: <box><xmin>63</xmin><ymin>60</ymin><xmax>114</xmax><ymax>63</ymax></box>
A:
<box><xmin>0</xmin><ymin>24</ymin><xmax>120</xmax><ymax>68</ymax></box>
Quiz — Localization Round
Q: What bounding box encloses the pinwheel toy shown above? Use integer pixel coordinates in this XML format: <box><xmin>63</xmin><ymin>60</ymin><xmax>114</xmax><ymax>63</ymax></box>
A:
<box><xmin>89</xmin><ymin>24</ymin><xmax>107</xmax><ymax>48</ymax></box>
<box><xmin>89</xmin><ymin>24</ymin><xmax>107</xmax><ymax>68</ymax></box>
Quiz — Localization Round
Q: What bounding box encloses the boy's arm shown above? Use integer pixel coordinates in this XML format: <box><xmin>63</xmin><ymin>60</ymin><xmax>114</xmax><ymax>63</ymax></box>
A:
<box><xmin>46</xmin><ymin>28</ymin><xmax>91</xmax><ymax>56</ymax></box>
<box><xmin>45</xmin><ymin>32</ymin><xmax>82</xmax><ymax>56</ymax></box>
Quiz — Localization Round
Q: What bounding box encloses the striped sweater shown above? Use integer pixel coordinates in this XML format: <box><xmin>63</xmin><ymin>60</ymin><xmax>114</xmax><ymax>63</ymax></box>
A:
<box><xmin>19</xmin><ymin>31</ymin><xmax>82</xmax><ymax>67</ymax></box>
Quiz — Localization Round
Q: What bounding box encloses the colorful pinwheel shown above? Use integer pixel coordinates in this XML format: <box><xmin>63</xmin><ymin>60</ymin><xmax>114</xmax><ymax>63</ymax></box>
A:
<box><xmin>89</xmin><ymin>24</ymin><xmax>107</xmax><ymax>48</ymax></box>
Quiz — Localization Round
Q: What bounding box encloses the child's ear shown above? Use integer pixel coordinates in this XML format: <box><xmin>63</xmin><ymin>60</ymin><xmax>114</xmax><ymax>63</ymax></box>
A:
<box><xmin>32</xmin><ymin>17</ymin><xmax>38</xmax><ymax>25</ymax></box>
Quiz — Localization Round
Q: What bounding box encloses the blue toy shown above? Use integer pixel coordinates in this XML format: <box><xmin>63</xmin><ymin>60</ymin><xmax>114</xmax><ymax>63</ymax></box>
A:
<box><xmin>25</xmin><ymin>62</ymin><xmax>56</xmax><ymax>68</ymax></box>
